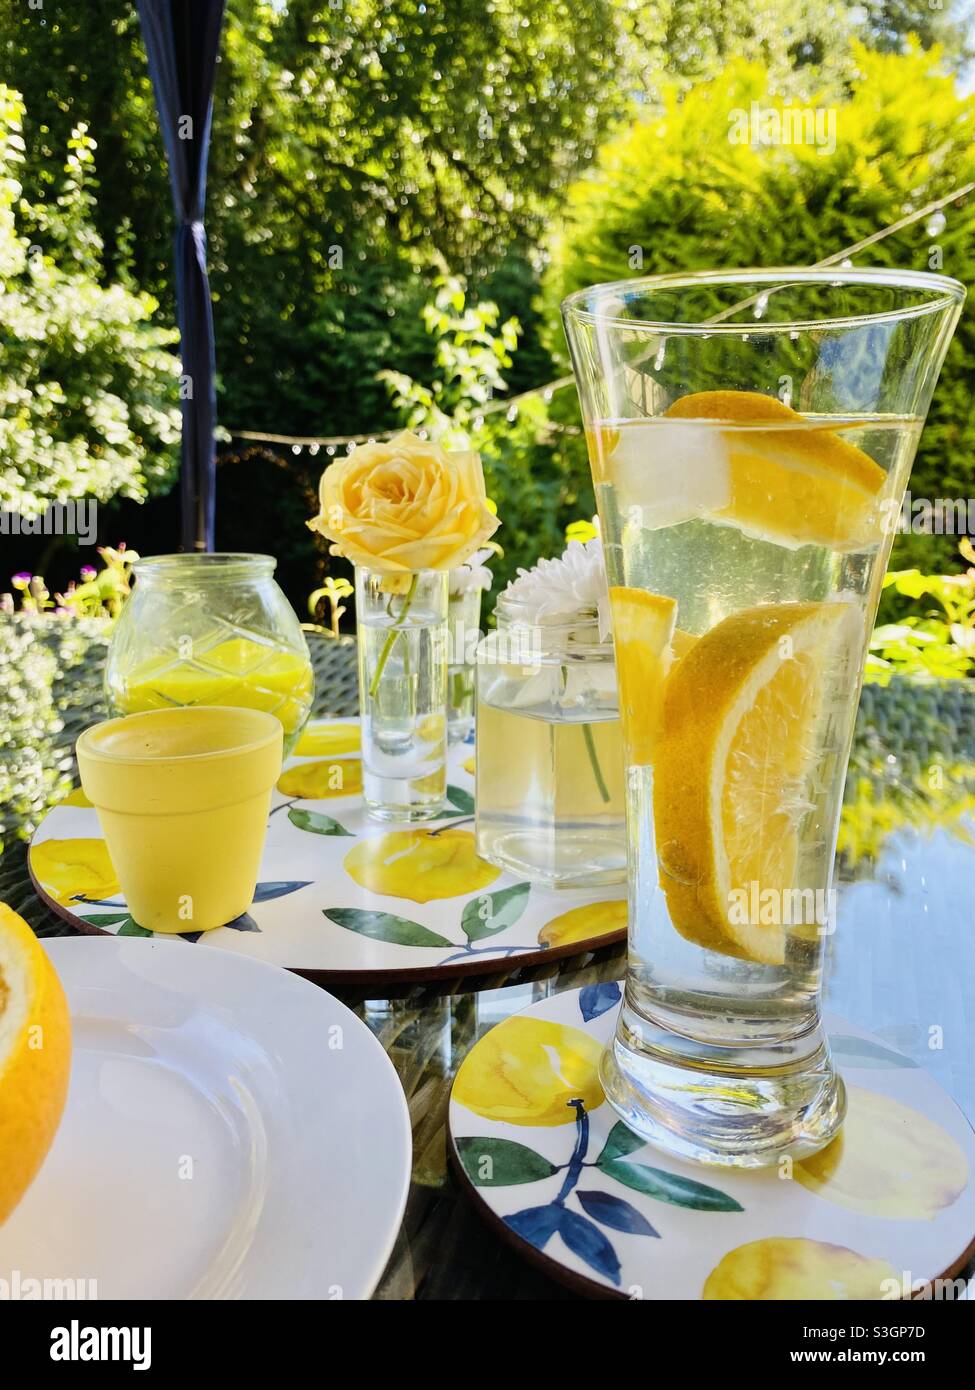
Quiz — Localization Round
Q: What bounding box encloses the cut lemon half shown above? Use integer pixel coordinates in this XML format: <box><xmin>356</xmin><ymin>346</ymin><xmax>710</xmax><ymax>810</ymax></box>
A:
<box><xmin>609</xmin><ymin>586</ymin><xmax>679</xmax><ymax>765</ymax></box>
<box><xmin>652</xmin><ymin>600</ymin><xmax>859</xmax><ymax>964</ymax></box>
<box><xmin>664</xmin><ymin>391</ymin><xmax>887</xmax><ymax>550</ymax></box>
<box><xmin>0</xmin><ymin>903</ymin><xmax>72</xmax><ymax>1224</ymax></box>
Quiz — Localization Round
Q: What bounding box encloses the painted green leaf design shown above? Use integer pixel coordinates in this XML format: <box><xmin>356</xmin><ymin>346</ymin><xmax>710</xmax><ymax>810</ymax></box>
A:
<box><xmin>596</xmin><ymin>1119</ymin><xmax>645</xmax><ymax>1165</ymax></box>
<box><xmin>831</xmin><ymin>1034</ymin><xmax>919</xmax><ymax>1069</ymax></box>
<box><xmin>116</xmin><ymin>917</ymin><xmax>153</xmax><ymax>938</ymax></box>
<box><xmin>446</xmin><ymin>784</ymin><xmax>475</xmax><ymax>814</ymax></box>
<box><xmin>455</xmin><ymin>1136</ymin><xmax>557</xmax><ymax>1186</ymax></box>
<box><xmin>289</xmin><ymin>807</ymin><xmax>353</xmax><ymax>836</ymax></box>
<box><xmin>82</xmin><ymin>912</ymin><xmax>131</xmax><ymax>927</ymax></box>
<box><xmin>323</xmin><ymin>908</ymin><xmax>452</xmax><ymax>948</ymax></box>
<box><xmin>598</xmin><ymin>1158</ymin><xmax>743</xmax><ymax>1212</ymax></box>
<box><xmin>461</xmin><ymin>882</ymin><xmax>530</xmax><ymax>943</ymax></box>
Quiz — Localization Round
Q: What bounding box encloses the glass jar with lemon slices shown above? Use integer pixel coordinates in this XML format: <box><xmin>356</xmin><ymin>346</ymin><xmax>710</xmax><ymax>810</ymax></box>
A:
<box><xmin>105</xmin><ymin>554</ymin><xmax>314</xmax><ymax>758</ymax></box>
<box><xmin>564</xmin><ymin>268</ymin><xmax>965</xmax><ymax>1168</ymax></box>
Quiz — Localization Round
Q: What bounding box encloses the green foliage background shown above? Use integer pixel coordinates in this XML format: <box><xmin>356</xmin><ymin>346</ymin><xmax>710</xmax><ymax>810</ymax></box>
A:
<box><xmin>1</xmin><ymin>3</ymin><xmax>974</xmax><ymax>593</ymax></box>
<box><xmin>0</xmin><ymin>87</ymin><xmax>180</xmax><ymax>514</ymax></box>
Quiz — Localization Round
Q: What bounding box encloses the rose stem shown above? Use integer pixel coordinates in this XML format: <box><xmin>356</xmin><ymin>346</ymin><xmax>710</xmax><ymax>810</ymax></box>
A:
<box><xmin>582</xmin><ymin>721</ymin><xmax>611</xmax><ymax>803</ymax></box>
<box><xmin>368</xmin><ymin>573</ymin><xmax>420</xmax><ymax>698</ymax></box>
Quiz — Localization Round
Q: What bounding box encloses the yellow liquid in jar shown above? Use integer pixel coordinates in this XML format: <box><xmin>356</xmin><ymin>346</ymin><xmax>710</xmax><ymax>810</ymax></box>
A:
<box><xmin>114</xmin><ymin>637</ymin><xmax>314</xmax><ymax>740</ymax></box>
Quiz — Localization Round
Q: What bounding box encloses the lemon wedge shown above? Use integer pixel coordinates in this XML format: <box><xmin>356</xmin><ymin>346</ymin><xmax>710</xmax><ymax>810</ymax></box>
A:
<box><xmin>664</xmin><ymin>391</ymin><xmax>886</xmax><ymax>550</ymax></box>
<box><xmin>609</xmin><ymin>587</ymin><xmax>679</xmax><ymax>765</ymax></box>
<box><xmin>0</xmin><ymin>904</ymin><xmax>72</xmax><ymax>1224</ymax></box>
<box><xmin>652</xmin><ymin>600</ymin><xmax>859</xmax><ymax>964</ymax></box>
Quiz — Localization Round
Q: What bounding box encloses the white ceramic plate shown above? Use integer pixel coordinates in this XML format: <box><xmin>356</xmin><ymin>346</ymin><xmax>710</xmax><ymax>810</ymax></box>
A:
<box><xmin>0</xmin><ymin>936</ymin><xmax>411</xmax><ymax>1299</ymax></box>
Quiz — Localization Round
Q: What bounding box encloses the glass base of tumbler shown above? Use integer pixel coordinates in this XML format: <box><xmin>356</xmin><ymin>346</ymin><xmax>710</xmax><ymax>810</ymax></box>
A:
<box><xmin>363</xmin><ymin>789</ymin><xmax>446</xmax><ymax>823</ymax></box>
<box><xmin>600</xmin><ymin>1005</ymin><xmax>846</xmax><ymax>1170</ymax></box>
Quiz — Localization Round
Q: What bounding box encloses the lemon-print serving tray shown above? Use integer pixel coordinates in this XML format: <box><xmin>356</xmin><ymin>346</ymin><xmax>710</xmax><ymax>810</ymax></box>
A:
<box><xmin>448</xmin><ymin>988</ymin><xmax>975</xmax><ymax>1299</ymax></box>
<box><xmin>28</xmin><ymin>719</ymin><xmax>626</xmax><ymax>985</ymax></box>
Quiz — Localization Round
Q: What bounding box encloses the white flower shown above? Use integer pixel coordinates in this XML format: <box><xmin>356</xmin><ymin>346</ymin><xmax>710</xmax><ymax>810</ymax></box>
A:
<box><xmin>502</xmin><ymin>536</ymin><xmax>611</xmax><ymax>639</ymax></box>
<box><xmin>449</xmin><ymin>546</ymin><xmax>495</xmax><ymax>596</ymax></box>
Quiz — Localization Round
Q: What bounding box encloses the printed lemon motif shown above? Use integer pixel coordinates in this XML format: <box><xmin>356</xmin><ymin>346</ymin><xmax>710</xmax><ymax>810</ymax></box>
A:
<box><xmin>463</xmin><ymin>756</ymin><xmax>475</xmax><ymax>777</ymax></box>
<box><xmin>59</xmin><ymin>786</ymin><xmax>93</xmax><ymax>809</ymax></box>
<box><xmin>277</xmin><ymin>758</ymin><xmax>363</xmax><ymax>799</ymax></box>
<box><xmin>29</xmin><ymin>838</ymin><xmax>120</xmax><ymax>907</ymax></box>
<box><xmin>796</xmin><ymin>1086</ymin><xmax>968</xmax><ymax>1219</ymax></box>
<box><xmin>653</xmin><ymin>600</ymin><xmax>858</xmax><ymax>964</ymax></box>
<box><xmin>538</xmin><ymin>899</ymin><xmax>627</xmax><ymax>947</ymax></box>
<box><xmin>417</xmin><ymin>712</ymin><xmax>446</xmax><ymax>744</ymax></box>
<box><xmin>413</xmin><ymin>769</ymin><xmax>447</xmax><ymax>795</ymax></box>
<box><xmin>703</xmin><ymin>1238</ymin><xmax>897</xmax><ymax>1301</ymax></box>
<box><xmin>344</xmin><ymin>828</ymin><xmax>500</xmax><ymax>903</ymax></box>
<box><xmin>665</xmin><ymin>390</ymin><xmax>887</xmax><ymax>550</ymax></box>
<box><xmin>0</xmin><ymin>903</ymin><xmax>72</xmax><ymax>1224</ymax></box>
<box><xmin>453</xmin><ymin>1016</ymin><xmax>604</xmax><ymax>1125</ymax></box>
<box><xmin>294</xmin><ymin>722</ymin><xmax>360</xmax><ymax>757</ymax></box>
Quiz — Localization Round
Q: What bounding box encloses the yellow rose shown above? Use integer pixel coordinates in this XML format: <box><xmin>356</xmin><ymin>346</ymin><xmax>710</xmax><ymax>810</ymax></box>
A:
<box><xmin>308</xmin><ymin>431</ymin><xmax>499</xmax><ymax>580</ymax></box>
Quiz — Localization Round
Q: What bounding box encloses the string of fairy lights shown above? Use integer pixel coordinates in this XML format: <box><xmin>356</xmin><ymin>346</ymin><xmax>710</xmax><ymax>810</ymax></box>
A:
<box><xmin>228</xmin><ymin>180</ymin><xmax>974</xmax><ymax>459</ymax></box>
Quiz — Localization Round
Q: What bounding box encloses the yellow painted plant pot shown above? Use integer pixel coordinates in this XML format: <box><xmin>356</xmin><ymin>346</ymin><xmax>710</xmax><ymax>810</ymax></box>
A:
<box><xmin>77</xmin><ymin>707</ymin><xmax>283</xmax><ymax>934</ymax></box>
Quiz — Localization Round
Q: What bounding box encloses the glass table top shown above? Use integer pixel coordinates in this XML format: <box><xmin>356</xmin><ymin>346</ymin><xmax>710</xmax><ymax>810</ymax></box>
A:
<box><xmin>6</xmin><ymin>664</ymin><xmax>974</xmax><ymax>1298</ymax></box>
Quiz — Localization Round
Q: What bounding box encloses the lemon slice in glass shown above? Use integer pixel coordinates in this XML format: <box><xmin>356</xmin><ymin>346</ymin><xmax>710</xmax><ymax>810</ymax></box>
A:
<box><xmin>609</xmin><ymin>586</ymin><xmax>680</xmax><ymax>766</ymax></box>
<box><xmin>652</xmin><ymin>599</ymin><xmax>860</xmax><ymax>964</ymax></box>
<box><xmin>665</xmin><ymin>390</ymin><xmax>887</xmax><ymax>550</ymax></box>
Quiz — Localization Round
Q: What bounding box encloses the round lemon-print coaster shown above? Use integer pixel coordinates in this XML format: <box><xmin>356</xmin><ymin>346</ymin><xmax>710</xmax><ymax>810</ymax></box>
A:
<box><xmin>28</xmin><ymin>719</ymin><xmax>626</xmax><ymax>986</ymax></box>
<box><xmin>448</xmin><ymin>988</ymin><xmax>975</xmax><ymax>1299</ymax></box>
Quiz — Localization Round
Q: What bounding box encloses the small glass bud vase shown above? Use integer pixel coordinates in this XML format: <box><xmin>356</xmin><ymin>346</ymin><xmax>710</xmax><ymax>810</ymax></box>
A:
<box><xmin>447</xmin><ymin>585</ymin><xmax>483</xmax><ymax>745</ymax></box>
<box><xmin>475</xmin><ymin>595</ymin><xmax>626</xmax><ymax>887</ymax></box>
<box><xmin>356</xmin><ymin>567</ymin><xmax>449</xmax><ymax>821</ymax></box>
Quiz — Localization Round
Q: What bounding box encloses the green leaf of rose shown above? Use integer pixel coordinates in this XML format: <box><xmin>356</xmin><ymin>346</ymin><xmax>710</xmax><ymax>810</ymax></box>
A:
<box><xmin>323</xmin><ymin>908</ymin><xmax>452</xmax><ymax>948</ymax></box>
<box><xmin>454</xmin><ymin>1136</ymin><xmax>557</xmax><ymax>1186</ymax></box>
<box><xmin>289</xmin><ymin>807</ymin><xmax>353</xmax><ymax>836</ymax></box>
<box><xmin>598</xmin><ymin>1158</ymin><xmax>743</xmax><ymax>1212</ymax></box>
<box><xmin>461</xmin><ymin>882</ymin><xmax>531</xmax><ymax>942</ymax></box>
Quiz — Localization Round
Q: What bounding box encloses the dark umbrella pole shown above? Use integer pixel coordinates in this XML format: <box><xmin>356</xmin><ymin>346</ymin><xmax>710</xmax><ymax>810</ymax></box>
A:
<box><xmin>137</xmin><ymin>0</ymin><xmax>226</xmax><ymax>552</ymax></box>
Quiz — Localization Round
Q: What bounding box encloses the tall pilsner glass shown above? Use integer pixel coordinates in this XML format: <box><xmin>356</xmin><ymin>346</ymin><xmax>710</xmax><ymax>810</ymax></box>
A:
<box><xmin>563</xmin><ymin>269</ymin><xmax>964</xmax><ymax>1167</ymax></box>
